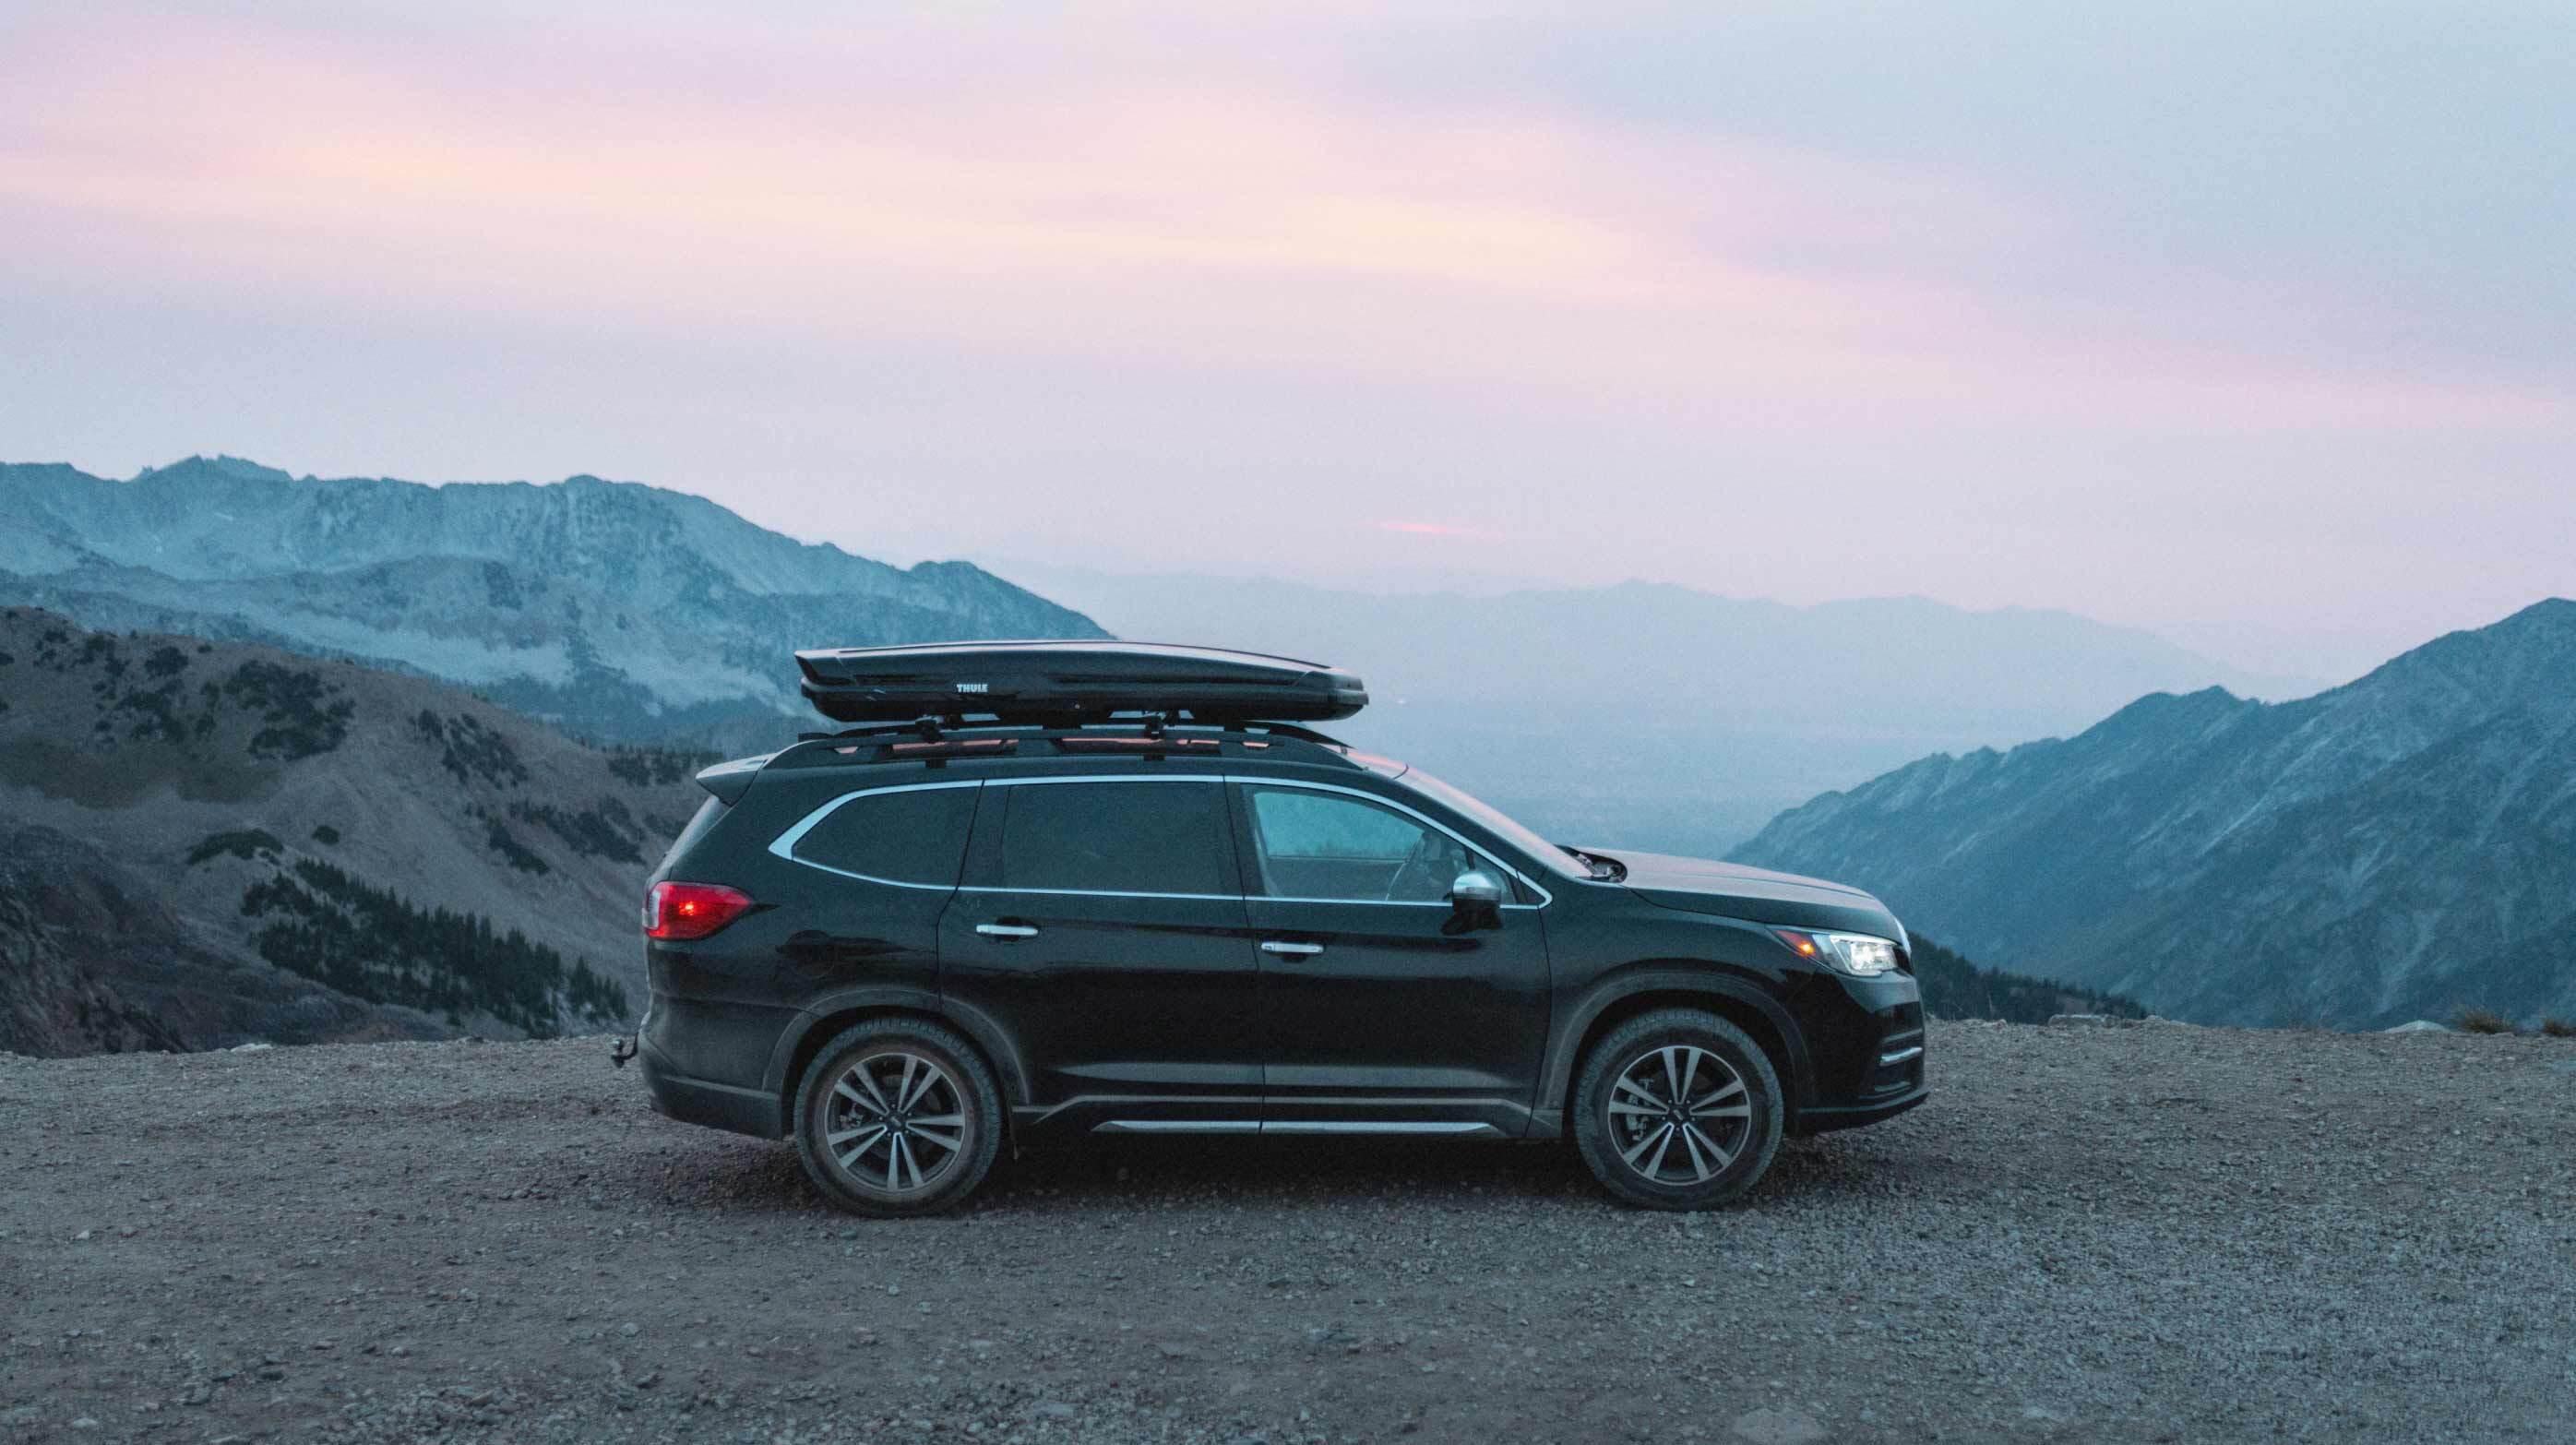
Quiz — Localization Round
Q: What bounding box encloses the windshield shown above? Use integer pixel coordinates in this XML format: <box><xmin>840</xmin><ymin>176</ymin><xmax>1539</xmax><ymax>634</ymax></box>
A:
<box><xmin>1389</xmin><ymin>767</ymin><xmax>1594</xmax><ymax>882</ymax></box>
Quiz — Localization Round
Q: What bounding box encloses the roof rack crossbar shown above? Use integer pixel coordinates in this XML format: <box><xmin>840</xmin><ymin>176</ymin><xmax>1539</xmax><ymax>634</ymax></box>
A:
<box><xmin>772</xmin><ymin>715</ymin><xmax>1354</xmax><ymax>768</ymax></box>
<box><xmin>1237</xmin><ymin>720</ymin><xmax>1353</xmax><ymax>749</ymax></box>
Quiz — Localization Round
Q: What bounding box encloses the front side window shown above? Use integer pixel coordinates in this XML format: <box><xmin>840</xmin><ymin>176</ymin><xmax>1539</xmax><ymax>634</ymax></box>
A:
<box><xmin>1388</xmin><ymin>767</ymin><xmax>1589</xmax><ymax>881</ymax></box>
<box><xmin>787</xmin><ymin>784</ymin><xmax>981</xmax><ymax>886</ymax></box>
<box><xmin>1244</xmin><ymin>786</ymin><xmax>1487</xmax><ymax>903</ymax></box>
<box><xmin>996</xmin><ymin>781</ymin><xmax>1230</xmax><ymax>895</ymax></box>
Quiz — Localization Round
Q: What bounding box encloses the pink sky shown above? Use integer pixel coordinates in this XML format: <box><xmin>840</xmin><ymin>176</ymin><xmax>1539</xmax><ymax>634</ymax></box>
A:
<box><xmin>3</xmin><ymin>3</ymin><xmax>2569</xmax><ymax>676</ymax></box>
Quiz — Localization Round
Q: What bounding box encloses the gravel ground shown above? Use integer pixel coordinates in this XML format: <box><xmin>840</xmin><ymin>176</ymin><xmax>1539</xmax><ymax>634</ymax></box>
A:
<box><xmin>4</xmin><ymin>1021</ymin><xmax>2572</xmax><ymax>1445</ymax></box>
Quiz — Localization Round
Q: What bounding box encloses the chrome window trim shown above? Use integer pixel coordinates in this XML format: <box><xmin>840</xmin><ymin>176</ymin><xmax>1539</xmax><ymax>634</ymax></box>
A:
<box><xmin>766</xmin><ymin>778</ymin><xmax>984</xmax><ymax>890</ymax></box>
<box><xmin>766</xmin><ymin>770</ymin><xmax>1551</xmax><ymax>908</ymax></box>
<box><xmin>985</xmin><ymin>774</ymin><xmax>1226</xmax><ymax>788</ymax></box>
<box><xmin>952</xmin><ymin>884</ymin><xmax>1243</xmax><ymax>901</ymax></box>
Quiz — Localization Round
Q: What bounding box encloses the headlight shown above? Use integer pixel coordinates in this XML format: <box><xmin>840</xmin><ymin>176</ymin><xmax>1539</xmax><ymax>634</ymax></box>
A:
<box><xmin>1771</xmin><ymin>928</ymin><xmax>1903</xmax><ymax>978</ymax></box>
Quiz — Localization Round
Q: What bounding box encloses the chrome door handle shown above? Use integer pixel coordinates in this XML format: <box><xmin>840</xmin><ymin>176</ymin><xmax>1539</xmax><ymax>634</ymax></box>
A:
<box><xmin>1259</xmin><ymin>940</ymin><xmax>1325</xmax><ymax>957</ymax></box>
<box><xmin>975</xmin><ymin>924</ymin><xmax>1039</xmax><ymax>939</ymax></box>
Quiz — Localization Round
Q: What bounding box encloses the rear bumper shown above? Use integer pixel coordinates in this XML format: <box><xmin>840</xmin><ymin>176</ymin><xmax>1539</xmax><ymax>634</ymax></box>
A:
<box><xmin>637</xmin><ymin>1040</ymin><xmax>783</xmax><ymax>1140</ymax></box>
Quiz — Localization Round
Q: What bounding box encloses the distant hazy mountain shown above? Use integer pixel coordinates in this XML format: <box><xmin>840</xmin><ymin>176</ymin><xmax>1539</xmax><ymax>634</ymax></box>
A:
<box><xmin>0</xmin><ymin>457</ymin><xmax>1106</xmax><ymax>749</ymax></box>
<box><xmin>0</xmin><ymin>608</ymin><xmax>706</xmax><ymax>1056</ymax></box>
<box><xmin>1733</xmin><ymin>600</ymin><xmax>2576</xmax><ymax>1030</ymax></box>
<box><xmin>999</xmin><ymin>561</ymin><xmax>2316</xmax><ymax>854</ymax></box>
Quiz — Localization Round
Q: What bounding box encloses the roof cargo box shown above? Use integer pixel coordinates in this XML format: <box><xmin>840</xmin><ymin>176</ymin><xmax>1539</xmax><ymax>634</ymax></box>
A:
<box><xmin>794</xmin><ymin>640</ymin><xmax>1368</xmax><ymax>725</ymax></box>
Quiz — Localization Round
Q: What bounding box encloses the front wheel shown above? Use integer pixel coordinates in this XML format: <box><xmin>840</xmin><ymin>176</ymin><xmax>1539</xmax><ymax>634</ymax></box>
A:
<box><xmin>792</xmin><ymin>1018</ymin><xmax>1004</xmax><ymax>1217</ymax></box>
<box><xmin>1571</xmin><ymin>1009</ymin><xmax>1784</xmax><ymax>1210</ymax></box>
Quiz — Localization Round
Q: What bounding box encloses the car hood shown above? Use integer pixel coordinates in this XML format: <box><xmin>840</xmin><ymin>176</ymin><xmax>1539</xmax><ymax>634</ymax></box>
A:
<box><xmin>1592</xmin><ymin>848</ymin><xmax>1903</xmax><ymax>937</ymax></box>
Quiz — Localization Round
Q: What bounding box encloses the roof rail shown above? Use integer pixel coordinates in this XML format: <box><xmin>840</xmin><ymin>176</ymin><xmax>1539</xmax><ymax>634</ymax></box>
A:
<box><xmin>792</xmin><ymin>714</ymin><xmax>1353</xmax><ymax>747</ymax></box>
<box><xmin>763</xmin><ymin>716</ymin><xmax>1361</xmax><ymax>774</ymax></box>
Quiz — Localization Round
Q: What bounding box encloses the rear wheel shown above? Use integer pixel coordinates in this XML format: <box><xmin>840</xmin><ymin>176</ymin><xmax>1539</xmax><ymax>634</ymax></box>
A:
<box><xmin>793</xmin><ymin>1018</ymin><xmax>1003</xmax><ymax>1217</ymax></box>
<box><xmin>1571</xmin><ymin>1009</ymin><xmax>1783</xmax><ymax>1210</ymax></box>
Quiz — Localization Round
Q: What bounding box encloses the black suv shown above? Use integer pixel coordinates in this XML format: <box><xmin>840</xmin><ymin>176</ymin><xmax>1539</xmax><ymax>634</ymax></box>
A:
<box><xmin>635</xmin><ymin>643</ymin><xmax>1926</xmax><ymax>1215</ymax></box>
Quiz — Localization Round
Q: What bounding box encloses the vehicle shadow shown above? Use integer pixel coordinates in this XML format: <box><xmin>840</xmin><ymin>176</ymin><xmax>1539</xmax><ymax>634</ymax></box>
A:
<box><xmin>649</xmin><ymin>1118</ymin><xmax>1989</xmax><ymax>1218</ymax></box>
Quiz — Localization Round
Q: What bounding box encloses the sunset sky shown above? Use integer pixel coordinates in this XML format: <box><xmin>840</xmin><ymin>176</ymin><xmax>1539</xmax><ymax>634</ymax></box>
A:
<box><xmin>4</xmin><ymin>1</ymin><xmax>2569</xmax><ymax>675</ymax></box>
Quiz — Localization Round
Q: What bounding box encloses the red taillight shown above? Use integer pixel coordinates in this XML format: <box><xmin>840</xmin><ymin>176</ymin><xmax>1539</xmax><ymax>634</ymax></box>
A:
<box><xmin>644</xmin><ymin>881</ymin><xmax>755</xmax><ymax>941</ymax></box>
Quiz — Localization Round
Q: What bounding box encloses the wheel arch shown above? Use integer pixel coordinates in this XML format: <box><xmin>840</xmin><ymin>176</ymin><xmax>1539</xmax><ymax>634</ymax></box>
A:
<box><xmin>1540</xmin><ymin>968</ymin><xmax>1814</xmax><ymax>1136</ymax></box>
<box><xmin>763</xmin><ymin>987</ymin><xmax>1032</xmax><ymax>1137</ymax></box>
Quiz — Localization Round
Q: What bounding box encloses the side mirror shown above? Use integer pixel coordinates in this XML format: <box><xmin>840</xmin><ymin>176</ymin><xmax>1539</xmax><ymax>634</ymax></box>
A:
<box><xmin>1448</xmin><ymin>870</ymin><xmax>1505</xmax><ymax>932</ymax></box>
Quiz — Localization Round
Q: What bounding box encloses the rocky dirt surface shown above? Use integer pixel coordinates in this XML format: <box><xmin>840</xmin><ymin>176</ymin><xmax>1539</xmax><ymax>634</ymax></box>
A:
<box><xmin>4</xmin><ymin>1021</ymin><xmax>2571</xmax><ymax>1445</ymax></box>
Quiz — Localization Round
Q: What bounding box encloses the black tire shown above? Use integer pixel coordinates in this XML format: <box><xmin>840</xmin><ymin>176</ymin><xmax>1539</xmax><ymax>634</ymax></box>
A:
<box><xmin>792</xmin><ymin>1017</ymin><xmax>1004</xmax><ymax>1218</ymax></box>
<box><xmin>1570</xmin><ymin>1009</ymin><xmax>1784</xmax><ymax>1210</ymax></box>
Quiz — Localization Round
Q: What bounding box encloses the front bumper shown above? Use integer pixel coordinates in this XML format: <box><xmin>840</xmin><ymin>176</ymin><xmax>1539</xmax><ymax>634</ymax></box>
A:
<box><xmin>1797</xmin><ymin>1078</ymin><xmax>1930</xmax><ymax>1134</ymax></box>
<box><xmin>1785</xmin><ymin>968</ymin><xmax>1929</xmax><ymax>1136</ymax></box>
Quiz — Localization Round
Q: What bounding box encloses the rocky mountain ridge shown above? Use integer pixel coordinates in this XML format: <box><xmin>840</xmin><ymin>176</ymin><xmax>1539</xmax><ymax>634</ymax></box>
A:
<box><xmin>1733</xmin><ymin>599</ymin><xmax>2576</xmax><ymax>1028</ymax></box>
<box><xmin>0</xmin><ymin>457</ymin><xmax>1108</xmax><ymax>748</ymax></box>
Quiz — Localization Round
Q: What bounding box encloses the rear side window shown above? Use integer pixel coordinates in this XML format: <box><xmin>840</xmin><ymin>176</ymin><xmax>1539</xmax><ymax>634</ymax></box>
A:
<box><xmin>786</xmin><ymin>785</ymin><xmax>979</xmax><ymax>887</ymax></box>
<box><xmin>996</xmin><ymin>782</ymin><xmax>1229</xmax><ymax>895</ymax></box>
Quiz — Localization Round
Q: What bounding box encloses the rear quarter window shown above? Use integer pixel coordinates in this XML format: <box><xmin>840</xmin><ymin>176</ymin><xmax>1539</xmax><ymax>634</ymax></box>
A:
<box><xmin>783</xmin><ymin>784</ymin><xmax>980</xmax><ymax>887</ymax></box>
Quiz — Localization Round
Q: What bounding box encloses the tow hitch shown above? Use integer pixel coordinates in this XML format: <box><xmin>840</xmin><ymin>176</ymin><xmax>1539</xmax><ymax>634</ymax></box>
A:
<box><xmin>609</xmin><ymin>1035</ymin><xmax>638</xmax><ymax>1069</ymax></box>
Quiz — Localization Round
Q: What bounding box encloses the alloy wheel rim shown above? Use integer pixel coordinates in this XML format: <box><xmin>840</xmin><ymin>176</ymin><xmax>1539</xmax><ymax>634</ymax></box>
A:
<box><xmin>1605</xmin><ymin>1044</ymin><xmax>1753</xmax><ymax>1187</ymax></box>
<box><xmin>823</xmin><ymin>1049</ymin><xmax>970</xmax><ymax>1195</ymax></box>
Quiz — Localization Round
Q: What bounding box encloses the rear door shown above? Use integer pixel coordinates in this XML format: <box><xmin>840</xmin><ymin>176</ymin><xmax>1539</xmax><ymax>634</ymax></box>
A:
<box><xmin>1233</xmin><ymin>780</ymin><xmax>1552</xmax><ymax>1136</ymax></box>
<box><xmin>939</xmin><ymin>775</ymin><xmax>1262</xmax><ymax>1134</ymax></box>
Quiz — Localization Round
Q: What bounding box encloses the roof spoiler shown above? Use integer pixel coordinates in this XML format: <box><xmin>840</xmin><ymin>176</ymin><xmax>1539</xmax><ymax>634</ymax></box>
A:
<box><xmin>693</xmin><ymin>752</ymin><xmax>774</xmax><ymax>806</ymax></box>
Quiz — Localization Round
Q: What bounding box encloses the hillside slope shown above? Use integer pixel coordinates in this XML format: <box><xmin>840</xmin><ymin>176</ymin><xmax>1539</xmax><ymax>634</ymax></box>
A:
<box><xmin>1732</xmin><ymin>600</ymin><xmax>2576</xmax><ymax>1028</ymax></box>
<box><xmin>1000</xmin><ymin>562</ymin><xmax>2315</xmax><ymax>854</ymax></box>
<box><xmin>0</xmin><ymin>608</ymin><xmax>710</xmax><ymax>1054</ymax></box>
<box><xmin>1909</xmin><ymin>937</ymin><xmax>2142</xmax><ymax>1024</ymax></box>
<box><xmin>0</xmin><ymin>824</ymin><xmax>447</xmax><ymax>1057</ymax></box>
<box><xmin>0</xmin><ymin>457</ymin><xmax>1107</xmax><ymax>747</ymax></box>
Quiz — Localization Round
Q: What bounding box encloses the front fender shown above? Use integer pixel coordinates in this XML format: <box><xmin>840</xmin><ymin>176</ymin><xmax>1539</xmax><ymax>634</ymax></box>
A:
<box><xmin>1535</xmin><ymin>963</ymin><xmax>1816</xmax><ymax>1125</ymax></box>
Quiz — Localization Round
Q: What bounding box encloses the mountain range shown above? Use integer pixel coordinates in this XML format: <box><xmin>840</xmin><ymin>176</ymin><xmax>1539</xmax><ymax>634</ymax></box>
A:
<box><xmin>7</xmin><ymin>455</ymin><xmax>2550</xmax><ymax>1044</ymax></box>
<box><xmin>0</xmin><ymin>459</ymin><xmax>2317</xmax><ymax>857</ymax></box>
<box><xmin>0</xmin><ymin>457</ymin><xmax>1105</xmax><ymax>750</ymax></box>
<box><xmin>1001</xmin><ymin>561</ymin><xmax>2318</xmax><ymax>854</ymax></box>
<box><xmin>0</xmin><ymin>607</ymin><xmax>704</xmax><ymax>1056</ymax></box>
<box><xmin>1734</xmin><ymin>599</ymin><xmax>2576</xmax><ymax>1029</ymax></box>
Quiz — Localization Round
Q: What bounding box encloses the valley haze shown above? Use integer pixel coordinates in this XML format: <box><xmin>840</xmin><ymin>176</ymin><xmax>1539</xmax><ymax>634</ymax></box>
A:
<box><xmin>5</xmin><ymin>457</ymin><xmax>2308</xmax><ymax>856</ymax></box>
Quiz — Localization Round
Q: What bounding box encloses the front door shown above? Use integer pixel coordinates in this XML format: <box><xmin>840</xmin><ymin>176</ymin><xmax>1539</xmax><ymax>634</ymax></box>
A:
<box><xmin>938</xmin><ymin>775</ymin><xmax>1261</xmax><ymax>1136</ymax></box>
<box><xmin>1233</xmin><ymin>780</ymin><xmax>1551</xmax><ymax>1136</ymax></box>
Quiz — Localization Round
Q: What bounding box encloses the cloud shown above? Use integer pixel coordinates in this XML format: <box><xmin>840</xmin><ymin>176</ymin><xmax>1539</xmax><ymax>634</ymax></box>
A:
<box><xmin>0</xmin><ymin>1</ymin><xmax>2568</xmax><ymax>668</ymax></box>
<box><xmin>1377</xmin><ymin>519</ymin><xmax>1502</xmax><ymax>540</ymax></box>
<box><xmin>2</xmin><ymin>6</ymin><xmax>2559</xmax><ymax>438</ymax></box>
